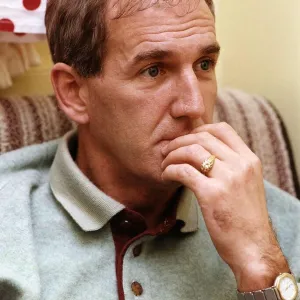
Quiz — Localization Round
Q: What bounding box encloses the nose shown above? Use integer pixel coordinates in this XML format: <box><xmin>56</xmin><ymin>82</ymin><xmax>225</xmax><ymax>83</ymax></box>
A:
<box><xmin>170</xmin><ymin>70</ymin><xmax>205</xmax><ymax>120</ymax></box>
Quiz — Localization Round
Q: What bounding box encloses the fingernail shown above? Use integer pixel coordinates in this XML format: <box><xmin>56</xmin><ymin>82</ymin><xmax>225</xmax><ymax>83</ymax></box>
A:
<box><xmin>162</xmin><ymin>145</ymin><xmax>168</xmax><ymax>156</ymax></box>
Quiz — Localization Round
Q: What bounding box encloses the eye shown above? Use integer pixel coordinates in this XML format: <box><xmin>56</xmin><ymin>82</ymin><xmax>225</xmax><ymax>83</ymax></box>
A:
<box><xmin>142</xmin><ymin>66</ymin><xmax>160</xmax><ymax>78</ymax></box>
<box><xmin>199</xmin><ymin>59</ymin><xmax>214</xmax><ymax>71</ymax></box>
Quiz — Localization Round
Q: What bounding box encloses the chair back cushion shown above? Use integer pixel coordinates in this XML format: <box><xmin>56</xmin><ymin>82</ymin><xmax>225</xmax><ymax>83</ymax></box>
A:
<box><xmin>214</xmin><ymin>89</ymin><xmax>299</xmax><ymax>198</ymax></box>
<box><xmin>0</xmin><ymin>95</ymin><xmax>74</xmax><ymax>153</ymax></box>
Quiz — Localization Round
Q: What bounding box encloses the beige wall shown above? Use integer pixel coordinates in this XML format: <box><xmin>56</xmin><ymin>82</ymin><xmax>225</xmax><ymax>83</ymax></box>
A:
<box><xmin>216</xmin><ymin>0</ymin><xmax>300</xmax><ymax>179</ymax></box>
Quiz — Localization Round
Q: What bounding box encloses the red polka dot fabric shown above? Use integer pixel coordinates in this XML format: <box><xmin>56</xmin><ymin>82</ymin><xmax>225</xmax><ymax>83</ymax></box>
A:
<box><xmin>23</xmin><ymin>0</ymin><xmax>42</xmax><ymax>11</ymax></box>
<box><xmin>0</xmin><ymin>18</ymin><xmax>14</xmax><ymax>32</ymax></box>
<box><xmin>0</xmin><ymin>0</ymin><xmax>46</xmax><ymax>34</ymax></box>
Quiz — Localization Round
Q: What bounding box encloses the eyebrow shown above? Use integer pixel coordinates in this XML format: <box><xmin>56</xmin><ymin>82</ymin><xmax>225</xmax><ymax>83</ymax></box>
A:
<box><xmin>202</xmin><ymin>43</ymin><xmax>221</xmax><ymax>56</ymax></box>
<box><xmin>131</xmin><ymin>42</ymin><xmax>221</xmax><ymax>65</ymax></box>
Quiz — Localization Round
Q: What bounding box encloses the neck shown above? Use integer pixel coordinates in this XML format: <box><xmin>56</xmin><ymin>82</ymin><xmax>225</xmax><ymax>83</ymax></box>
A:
<box><xmin>75</xmin><ymin>131</ymin><xmax>179</xmax><ymax>228</ymax></box>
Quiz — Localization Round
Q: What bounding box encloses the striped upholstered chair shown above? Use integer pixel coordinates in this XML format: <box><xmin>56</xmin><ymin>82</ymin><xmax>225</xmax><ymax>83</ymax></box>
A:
<box><xmin>0</xmin><ymin>89</ymin><xmax>299</xmax><ymax>198</ymax></box>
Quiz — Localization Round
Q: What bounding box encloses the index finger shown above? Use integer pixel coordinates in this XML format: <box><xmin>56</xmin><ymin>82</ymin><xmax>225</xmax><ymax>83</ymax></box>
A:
<box><xmin>193</xmin><ymin>122</ymin><xmax>253</xmax><ymax>156</ymax></box>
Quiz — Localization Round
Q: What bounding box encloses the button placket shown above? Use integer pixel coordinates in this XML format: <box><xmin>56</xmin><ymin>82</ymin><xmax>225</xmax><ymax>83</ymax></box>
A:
<box><xmin>122</xmin><ymin>237</ymin><xmax>153</xmax><ymax>299</ymax></box>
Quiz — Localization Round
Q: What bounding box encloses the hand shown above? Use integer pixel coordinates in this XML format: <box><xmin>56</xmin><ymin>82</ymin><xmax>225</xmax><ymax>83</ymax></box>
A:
<box><xmin>161</xmin><ymin>122</ymin><xmax>289</xmax><ymax>291</ymax></box>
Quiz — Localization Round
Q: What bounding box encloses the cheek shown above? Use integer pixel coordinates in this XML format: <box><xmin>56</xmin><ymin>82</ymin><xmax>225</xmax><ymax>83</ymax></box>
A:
<box><xmin>87</xmin><ymin>76</ymin><xmax>174</xmax><ymax>141</ymax></box>
<box><xmin>206</xmin><ymin>104</ymin><xmax>216</xmax><ymax>124</ymax></box>
<box><xmin>202</xmin><ymin>82</ymin><xmax>217</xmax><ymax>123</ymax></box>
<box><xmin>87</xmin><ymin>87</ymin><xmax>158</xmax><ymax>141</ymax></box>
<box><xmin>116</xmin><ymin>83</ymin><xmax>171</xmax><ymax>124</ymax></box>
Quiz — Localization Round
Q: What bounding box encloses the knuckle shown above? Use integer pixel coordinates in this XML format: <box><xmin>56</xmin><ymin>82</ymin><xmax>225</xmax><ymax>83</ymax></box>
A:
<box><xmin>218</xmin><ymin>121</ymin><xmax>231</xmax><ymax>130</ymax></box>
<box><xmin>241</xmin><ymin>159</ymin><xmax>258</xmax><ymax>179</ymax></box>
<box><xmin>185</xmin><ymin>144</ymin><xmax>203</xmax><ymax>158</ymax></box>
<box><xmin>196</xmin><ymin>131</ymin><xmax>211</xmax><ymax>143</ymax></box>
<box><xmin>186</xmin><ymin>144</ymin><xmax>199</xmax><ymax>155</ymax></box>
<box><xmin>252</xmin><ymin>155</ymin><xmax>262</xmax><ymax>169</ymax></box>
<box><xmin>216</xmin><ymin>122</ymin><xmax>233</xmax><ymax>134</ymax></box>
<box><xmin>177</xmin><ymin>164</ymin><xmax>195</xmax><ymax>179</ymax></box>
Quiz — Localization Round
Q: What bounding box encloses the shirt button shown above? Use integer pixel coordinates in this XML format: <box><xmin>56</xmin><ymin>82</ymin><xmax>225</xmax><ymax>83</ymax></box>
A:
<box><xmin>131</xmin><ymin>281</ymin><xmax>143</xmax><ymax>296</ymax></box>
<box><xmin>133</xmin><ymin>244</ymin><xmax>143</xmax><ymax>257</ymax></box>
<box><xmin>120</xmin><ymin>219</ymin><xmax>131</xmax><ymax>229</ymax></box>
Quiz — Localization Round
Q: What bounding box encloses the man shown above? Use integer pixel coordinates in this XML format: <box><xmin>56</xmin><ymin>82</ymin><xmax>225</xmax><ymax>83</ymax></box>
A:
<box><xmin>0</xmin><ymin>0</ymin><xmax>299</xmax><ymax>299</ymax></box>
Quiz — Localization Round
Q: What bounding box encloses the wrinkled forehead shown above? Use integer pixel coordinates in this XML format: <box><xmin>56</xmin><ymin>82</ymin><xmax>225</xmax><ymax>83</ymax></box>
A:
<box><xmin>104</xmin><ymin>0</ymin><xmax>216</xmax><ymax>66</ymax></box>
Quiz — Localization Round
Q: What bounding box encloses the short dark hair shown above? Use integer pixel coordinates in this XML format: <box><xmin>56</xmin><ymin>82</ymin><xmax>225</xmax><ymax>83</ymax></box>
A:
<box><xmin>45</xmin><ymin>0</ymin><xmax>215</xmax><ymax>78</ymax></box>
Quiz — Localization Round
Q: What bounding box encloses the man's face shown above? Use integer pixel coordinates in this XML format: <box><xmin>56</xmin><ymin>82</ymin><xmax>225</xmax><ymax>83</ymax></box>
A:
<box><xmin>85</xmin><ymin>0</ymin><xmax>219</xmax><ymax>184</ymax></box>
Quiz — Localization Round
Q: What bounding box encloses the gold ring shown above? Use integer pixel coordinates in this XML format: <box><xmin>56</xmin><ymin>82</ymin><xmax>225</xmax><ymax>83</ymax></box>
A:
<box><xmin>200</xmin><ymin>155</ymin><xmax>216</xmax><ymax>175</ymax></box>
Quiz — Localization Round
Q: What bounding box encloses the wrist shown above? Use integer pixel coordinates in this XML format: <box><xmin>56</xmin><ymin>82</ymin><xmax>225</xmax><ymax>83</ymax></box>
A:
<box><xmin>233</xmin><ymin>248</ymin><xmax>290</xmax><ymax>292</ymax></box>
<box><xmin>237</xmin><ymin>262</ymin><xmax>290</xmax><ymax>292</ymax></box>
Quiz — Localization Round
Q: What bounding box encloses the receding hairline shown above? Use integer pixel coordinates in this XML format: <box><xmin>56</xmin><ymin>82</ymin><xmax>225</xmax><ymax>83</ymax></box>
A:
<box><xmin>109</xmin><ymin>0</ymin><xmax>214</xmax><ymax>19</ymax></box>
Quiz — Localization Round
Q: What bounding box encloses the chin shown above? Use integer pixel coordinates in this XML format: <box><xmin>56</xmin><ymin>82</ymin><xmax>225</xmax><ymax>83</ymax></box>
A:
<box><xmin>160</xmin><ymin>180</ymin><xmax>182</xmax><ymax>190</ymax></box>
<box><xmin>146</xmin><ymin>166</ymin><xmax>181</xmax><ymax>190</ymax></box>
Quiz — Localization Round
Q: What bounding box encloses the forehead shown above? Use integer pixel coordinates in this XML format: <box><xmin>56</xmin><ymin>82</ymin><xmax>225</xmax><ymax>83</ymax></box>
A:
<box><xmin>106</xmin><ymin>0</ymin><xmax>216</xmax><ymax>58</ymax></box>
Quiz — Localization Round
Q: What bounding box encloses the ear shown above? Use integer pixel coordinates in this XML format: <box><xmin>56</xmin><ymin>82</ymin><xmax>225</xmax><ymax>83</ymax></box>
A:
<box><xmin>51</xmin><ymin>63</ymin><xmax>89</xmax><ymax>124</ymax></box>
